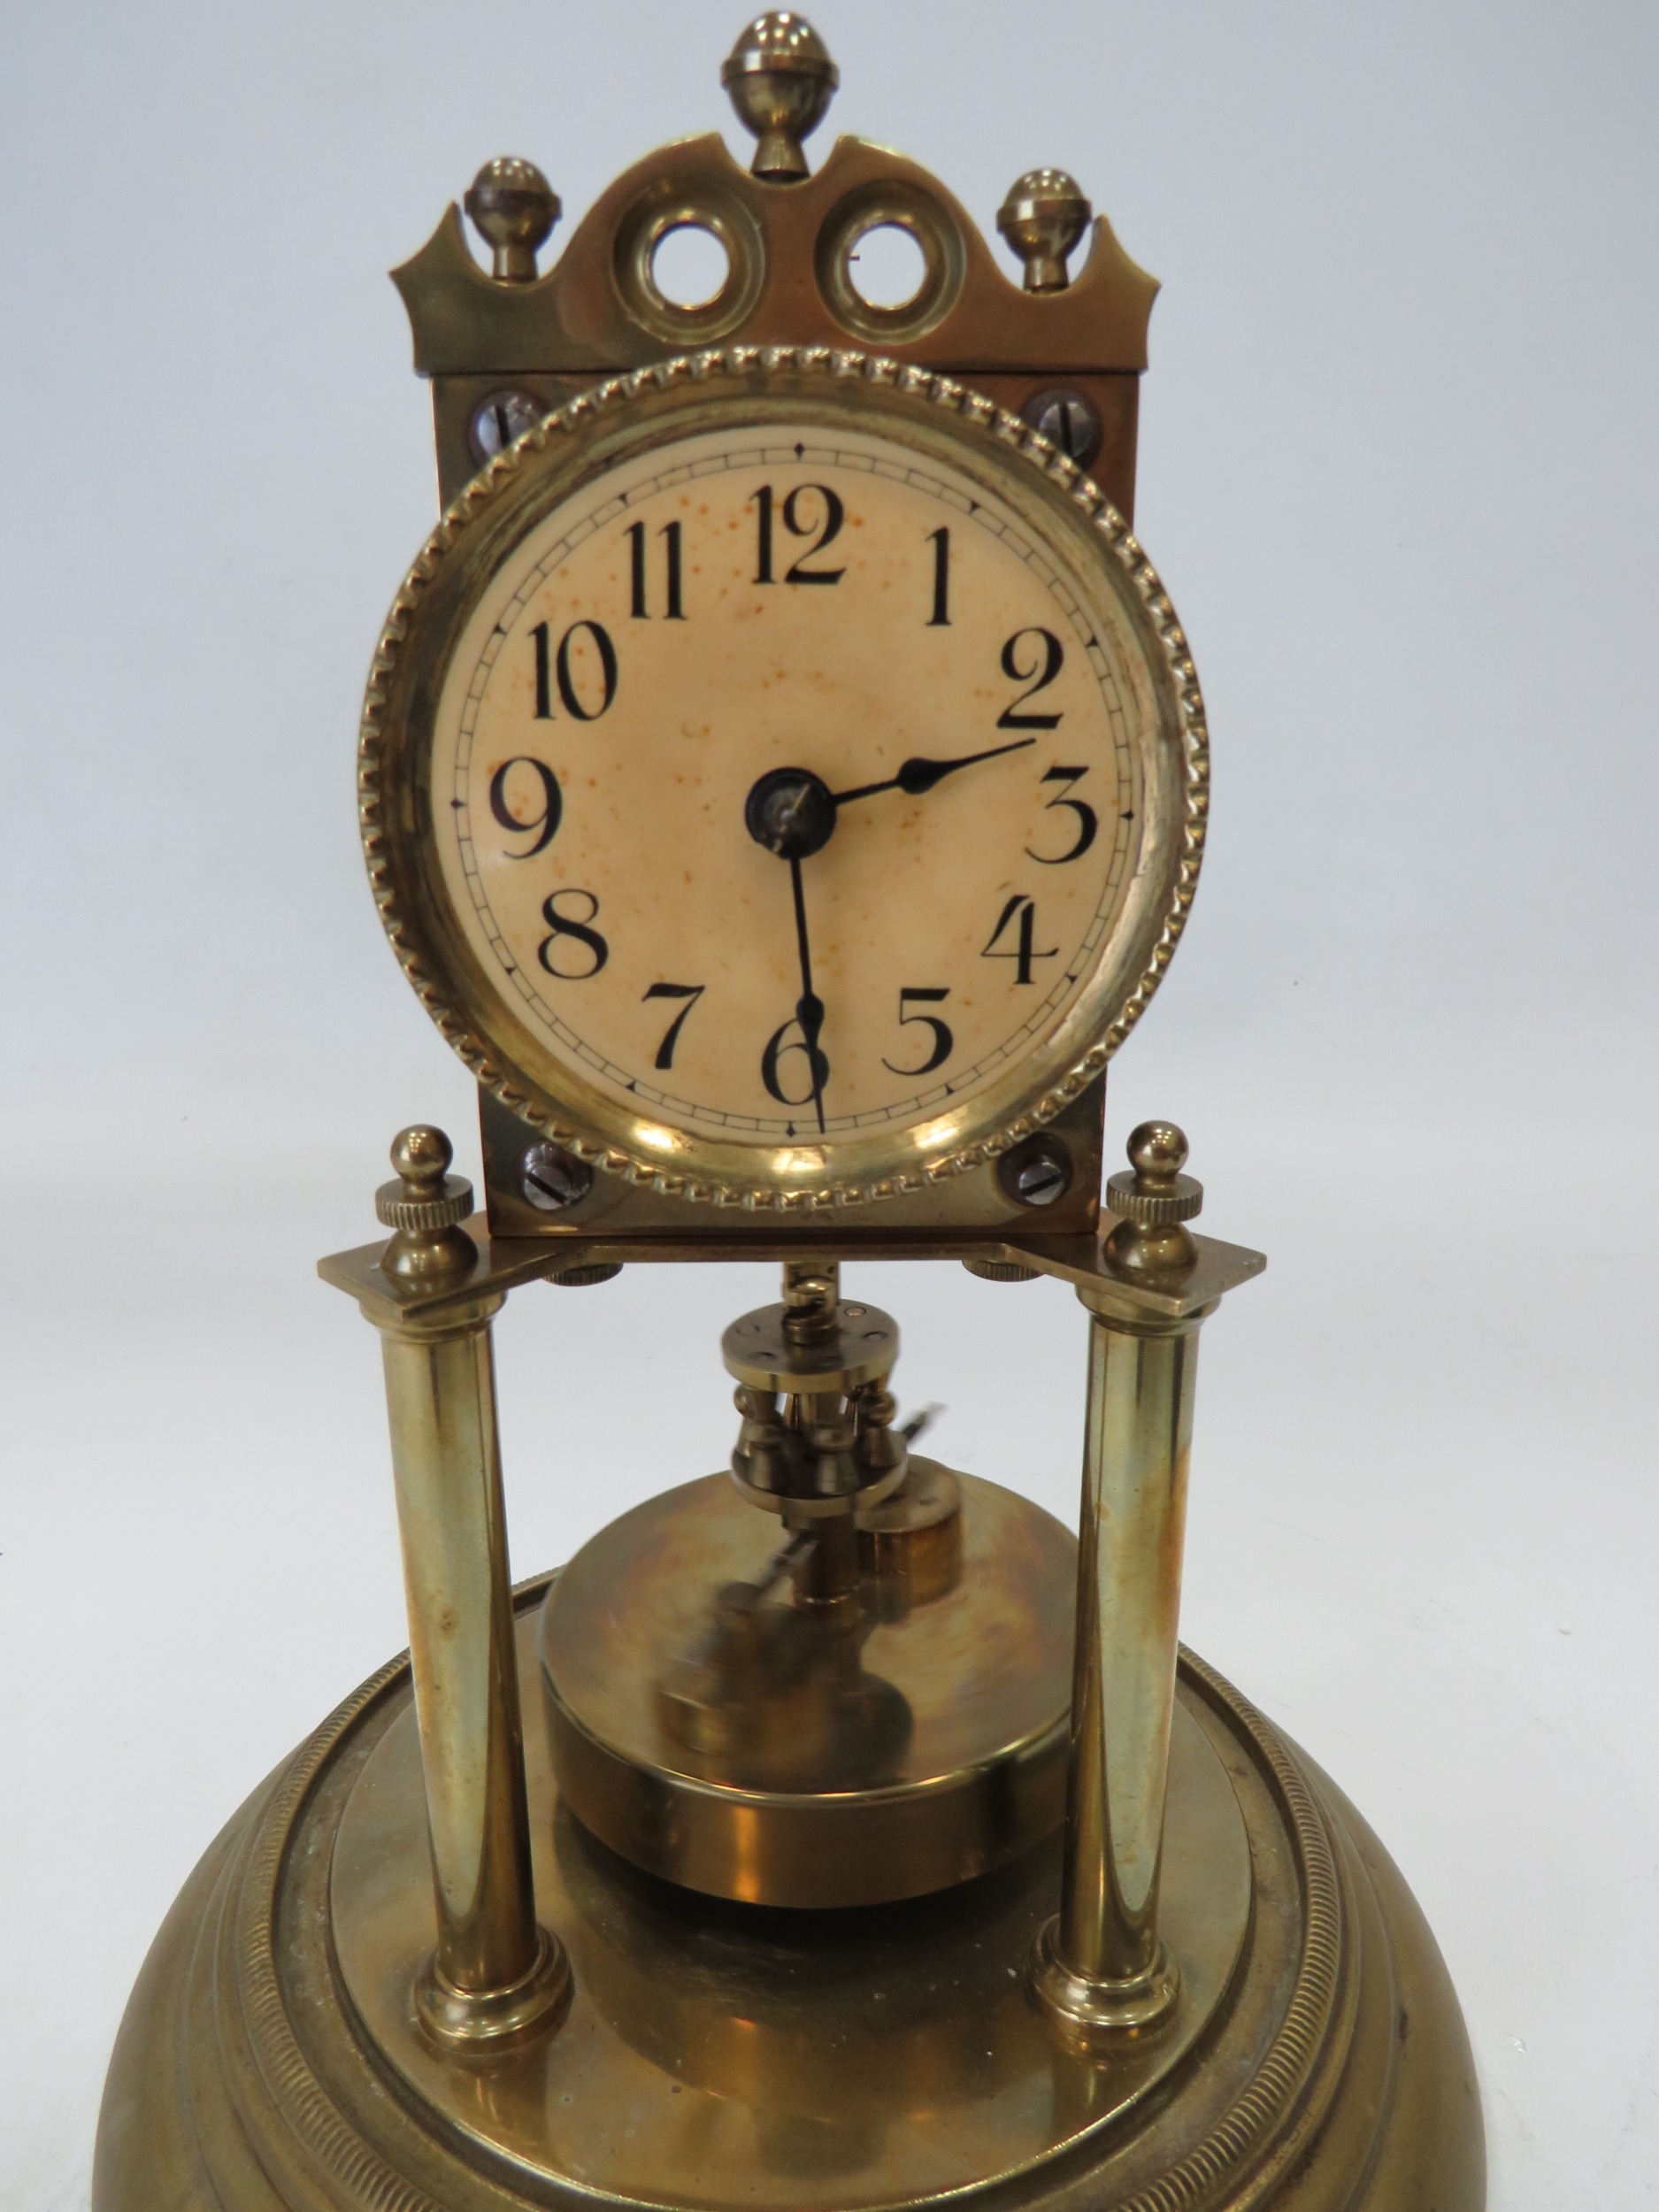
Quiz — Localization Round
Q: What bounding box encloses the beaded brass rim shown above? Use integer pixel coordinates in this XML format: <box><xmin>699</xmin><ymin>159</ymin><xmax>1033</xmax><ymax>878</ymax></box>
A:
<box><xmin>360</xmin><ymin>347</ymin><xmax>1209</xmax><ymax>1210</ymax></box>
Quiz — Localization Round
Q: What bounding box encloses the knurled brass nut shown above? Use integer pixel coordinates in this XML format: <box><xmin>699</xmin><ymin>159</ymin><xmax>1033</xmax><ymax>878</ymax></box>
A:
<box><xmin>1104</xmin><ymin>1169</ymin><xmax>1203</xmax><ymax>1226</ymax></box>
<box><xmin>375</xmin><ymin>1173</ymin><xmax>474</xmax><ymax>1233</ymax></box>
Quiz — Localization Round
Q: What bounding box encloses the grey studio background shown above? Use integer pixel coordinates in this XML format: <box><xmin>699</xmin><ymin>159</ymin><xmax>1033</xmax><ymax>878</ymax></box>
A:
<box><xmin>2</xmin><ymin>2</ymin><xmax>1655</xmax><ymax>2204</ymax></box>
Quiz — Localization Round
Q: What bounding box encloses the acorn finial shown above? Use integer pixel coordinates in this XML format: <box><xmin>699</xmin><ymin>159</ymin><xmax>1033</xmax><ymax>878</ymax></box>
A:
<box><xmin>722</xmin><ymin>12</ymin><xmax>839</xmax><ymax>180</ymax></box>
<box><xmin>997</xmin><ymin>168</ymin><xmax>1091</xmax><ymax>293</ymax></box>
<box><xmin>464</xmin><ymin>157</ymin><xmax>560</xmax><ymax>282</ymax></box>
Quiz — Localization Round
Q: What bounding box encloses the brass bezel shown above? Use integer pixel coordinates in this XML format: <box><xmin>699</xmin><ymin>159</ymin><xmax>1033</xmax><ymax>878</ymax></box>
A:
<box><xmin>360</xmin><ymin>347</ymin><xmax>1208</xmax><ymax>1210</ymax></box>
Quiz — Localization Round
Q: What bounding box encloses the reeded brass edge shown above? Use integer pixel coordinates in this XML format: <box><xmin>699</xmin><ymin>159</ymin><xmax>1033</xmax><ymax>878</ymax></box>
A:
<box><xmin>358</xmin><ymin>346</ymin><xmax>1208</xmax><ymax>1211</ymax></box>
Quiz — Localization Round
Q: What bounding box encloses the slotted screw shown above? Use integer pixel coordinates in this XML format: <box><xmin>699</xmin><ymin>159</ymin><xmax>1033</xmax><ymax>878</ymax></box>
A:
<box><xmin>518</xmin><ymin>1141</ymin><xmax>594</xmax><ymax>1212</ymax></box>
<box><xmin>1020</xmin><ymin>387</ymin><xmax>1102</xmax><ymax>470</ymax></box>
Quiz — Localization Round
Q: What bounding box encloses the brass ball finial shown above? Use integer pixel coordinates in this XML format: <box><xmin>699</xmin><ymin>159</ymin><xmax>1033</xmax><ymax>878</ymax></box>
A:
<box><xmin>1127</xmin><ymin>1121</ymin><xmax>1189</xmax><ymax>1183</ymax></box>
<box><xmin>464</xmin><ymin>157</ymin><xmax>560</xmax><ymax>283</ymax></box>
<box><xmin>996</xmin><ymin>168</ymin><xmax>1092</xmax><ymax>294</ymax></box>
<box><xmin>377</xmin><ymin>1125</ymin><xmax>474</xmax><ymax>1235</ymax></box>
<box><xmin>722</xmin><ymin>12</ymin><xmax>839</xmax><ymax>181</ymax></box>
<box><xmin>1107</xmin><ymin>1122</ymin><xmax>1203</xmax><ymax>1227</ymax></box>
<box><xmin>389</xmin><ymin>1122</ymin><xmax>451</xmax><ymax>1191</ymax></box>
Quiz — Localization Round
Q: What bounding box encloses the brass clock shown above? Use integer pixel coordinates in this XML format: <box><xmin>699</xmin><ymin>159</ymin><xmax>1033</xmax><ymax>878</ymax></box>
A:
<box><xmin>93</xmin><ymin>19</ymin><xmax>1483</xmax><ymax>2212</ymax></box>
<box><xmin>364</xmin><ymin>351</ymin><xmax>1205</xmax><ymax>1206</ymax></box>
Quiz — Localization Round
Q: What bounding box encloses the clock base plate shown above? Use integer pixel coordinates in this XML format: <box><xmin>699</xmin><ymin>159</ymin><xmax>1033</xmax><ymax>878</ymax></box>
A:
<box><xmin>93</xmin><ymin>1579</ymin><xmax>1485</xmax><ymax>2212</ymax></box>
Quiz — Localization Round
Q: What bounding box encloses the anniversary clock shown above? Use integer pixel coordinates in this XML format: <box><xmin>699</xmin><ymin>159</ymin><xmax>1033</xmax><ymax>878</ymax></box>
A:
<box><xmin>94</xmin><ymin>19</ymin><xmax>1486</xmax><ymax>2211</ymax></box>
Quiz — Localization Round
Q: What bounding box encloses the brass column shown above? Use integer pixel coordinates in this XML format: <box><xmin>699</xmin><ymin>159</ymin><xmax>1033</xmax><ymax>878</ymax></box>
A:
<box><xmin>364</xmin><ymin>1126</ymin><xmax>570</xmax><ymax>2048</ymax></box>
<box><xmin>1032</xmin><ymin>1123</ymin><xmax>1221</xmax><ymax>2044</ymax></box>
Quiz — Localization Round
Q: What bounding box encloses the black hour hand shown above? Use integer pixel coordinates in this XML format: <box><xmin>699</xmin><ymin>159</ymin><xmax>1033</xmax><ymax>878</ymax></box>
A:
<box><xmin>833</xmin><ymin>737</ymin><xmax>1034</xmax><ymax>806</ymax></box>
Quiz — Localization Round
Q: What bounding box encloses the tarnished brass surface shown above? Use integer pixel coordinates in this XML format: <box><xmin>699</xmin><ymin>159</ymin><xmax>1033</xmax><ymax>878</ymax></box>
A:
<box><xmin>93</xmin><ymin>1586</ymin><xmax>1483</xmax><ymax>2211</ymax></box>
<box><xmin>539</xmin><ymin>1471</ymin><xmax>1077</xmax><ymax>1905</ymax></box>
<box><xmin>403</xmin><ymin>13</ymin><xmax>1154</xmax><ymax>519</ymax></box>
<box><xmin>997</xmin><ymin>170</ymin><xmax>1093</xmax><ymax>296</ymax></box>
<box><xmin>317</xmin><ymin>1209</ymin><xmax>1264</xmax><ymax>1326</ymax></box>
<box><xmin>393</xmin><ymin>134</ymin><xmax>1157</xmax><ymax>381</ymax></box>
<box><xmin>1033</xmin><ymin>1124</ymin><xmax>1223</xmax><ymax>2045</ymax></box>
<box><xmin>357</xmin><ymin>1126</ymin><xmax>570</xmax><ymax>2048</ymax></box>
<box><xmin>722</xmin><ymin>11</ymin><xmax>840</xmax><ymax>181</ymax></box>
<box><xmin>857</xmin><ymin>1457</ymin><xmax>962</xmax><ymax>1603</ymax></box>
<box><xmin>1035</xmin><ymin>1310</ymin><xmax>1199</xmax><ymax>2040</ymax></box>
<box><xmin>477</xmin><ymin>1075</ymin><xmax>1110</xmax><ymax>1244</ymax></box>
<box><xmin>723</xmin><ymin>1296</ymin><xmax>899</xmax><ymax>1394</ymax></box>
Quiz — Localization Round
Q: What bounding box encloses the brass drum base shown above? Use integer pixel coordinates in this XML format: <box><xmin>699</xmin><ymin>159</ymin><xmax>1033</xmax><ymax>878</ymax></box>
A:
<box><xmin>94</xmin><ymin>1580</ymin><xmax>1485</xmax><ymax>2212</ymax></box>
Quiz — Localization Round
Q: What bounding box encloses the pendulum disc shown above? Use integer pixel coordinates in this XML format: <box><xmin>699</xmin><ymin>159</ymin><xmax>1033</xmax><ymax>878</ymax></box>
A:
<box><xmin>539</xmin><ymin>1467</ymin><xmax>1077</xmax><ymax>1907</ymax></box>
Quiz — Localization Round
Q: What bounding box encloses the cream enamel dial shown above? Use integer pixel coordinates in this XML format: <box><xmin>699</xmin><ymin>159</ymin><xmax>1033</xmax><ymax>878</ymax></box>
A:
<box><xmin>364</xmin><ymin>357</ymin><xmax>1205</xmax><ymax>1204</ymax></box>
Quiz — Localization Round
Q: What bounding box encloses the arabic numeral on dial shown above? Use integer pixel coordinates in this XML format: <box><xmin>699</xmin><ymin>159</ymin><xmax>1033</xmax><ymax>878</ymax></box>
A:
<box><xmin>926</xmin><ymin>526</ymin><xmax>950</xmax><ymax>626</ymax></box>
<box><xmin>1026</xmin><ymin>764</ymin><xmax>1098</xmax><ymax>864</ymax></box>
<box><xmin>532</xmin><ymin>621</ymin><xmax>552</xmax><ymax>718</ymax></box>
<box><xmin>981</xmin><ymin>895</ymin><xmax>1057</xmax><ymax>987</ymax></box>
<box><xmin>997</xmin><ymin>627</ymin><xmax>1064</xmax><ymax>728</ymax></box>
<box><xmin>529</xmin><ymin>619</ymin><xmax>618</xmax><ymax>720</ymax></box>
<box><xmin>488</xmin><ymin>757</ymin><xmax>563</xmax><ymax>857</ymax></box>
<box><xmin>537</xmin><ymin>889</ymin><xmax>609</xmax><ymax>979</ymax></box>
<box><xmin>881</xmin><ymin>987</ymin><xmax>953</xmax><ymax>1077</ymax></box>
<box><xmin>626</xmin><ymin>519</ymin><xmax>685</xmax><ymax>620</ymax></box>
<box><xmin>761</xmin><ymin>1012</ymin><xmax>830</xmax><ymax>1106</ymax></box>
<box><xmin>751</xmin><ymin>483</ymin><xmax>846</xmax><ymax>586</ymax></box>
<box><xmin>642</xmin><ymin>980</ymin><xmax>704</xmax><ymax>1069</ymax></box>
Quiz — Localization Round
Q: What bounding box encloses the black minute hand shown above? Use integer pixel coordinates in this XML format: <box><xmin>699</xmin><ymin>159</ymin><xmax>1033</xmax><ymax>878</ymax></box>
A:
<box><xmin>831</xmin><ymin>736</ymin><xmax>1035</xmax><ymax>806</ymax></box>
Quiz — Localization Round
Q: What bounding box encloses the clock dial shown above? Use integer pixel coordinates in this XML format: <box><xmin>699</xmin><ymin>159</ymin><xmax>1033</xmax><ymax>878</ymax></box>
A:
<box><xmin>365</xmin><ymin>357</ymin><xmax>1204</xmax><ymax>1202</ymax></box>
<box><xmin>434</xmin><ymin>428</ymin><xmax>1140</xmax><ymax>1144</ymax></box>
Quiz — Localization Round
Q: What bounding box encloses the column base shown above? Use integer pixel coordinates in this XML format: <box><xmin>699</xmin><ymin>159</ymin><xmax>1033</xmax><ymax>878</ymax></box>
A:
<box><xmin>415</xmin><ymin>1923</ymin><xmax>572</xmax><ymax>2049</ymax></box>
<box><xmin>1027</xmin><ymin>1916</ymin><xmax>1181</xmax><ymax>2043</ymax></box>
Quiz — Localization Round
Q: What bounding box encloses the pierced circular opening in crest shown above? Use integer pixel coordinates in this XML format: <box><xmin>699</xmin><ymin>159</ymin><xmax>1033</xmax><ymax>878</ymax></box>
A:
<box><xmin>846</xmin><ymin>222</ymin><xmax>929</xmax><ymax>310</ymax></box>
<box><xmin>649</xmin><ymin>222</ymin><xmax>733</xmax><ymax>311</ymax></box>
<box><xmin>615</xmin><ymin>185</ymin><xmax>764</xmax><ymax>343</ymax></box>
<box><xmin>816</xmin><ymin>186</ymin><xmax>964</xmax><ymax>344</ymax></box>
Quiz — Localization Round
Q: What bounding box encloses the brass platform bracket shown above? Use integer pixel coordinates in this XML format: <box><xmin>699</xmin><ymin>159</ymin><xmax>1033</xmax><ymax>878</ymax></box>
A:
<box><xmin>1030</xmin><ymin>1122</ymin><xmax>1264</xmax><ymax>2050</ymax></box>
<box><xmin>326</xmin><ymin>1126</ymin><xmax>574</xmax><ymax>2051</ymax></box>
